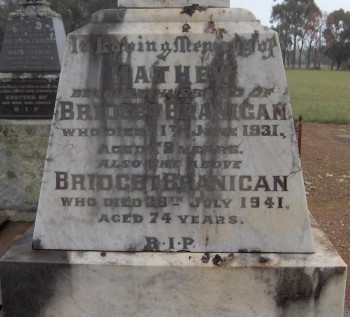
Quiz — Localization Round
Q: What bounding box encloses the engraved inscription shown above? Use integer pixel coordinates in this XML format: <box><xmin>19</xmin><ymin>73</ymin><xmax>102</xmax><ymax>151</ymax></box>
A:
<box><xmin>0</xmin><ymin>77</ymin><xmax>58</xmax><ymax>118</ymax></box>
<box><xmin>0</xmin><ymin>18</ymin><xmax>61</xmax><ymax>72</ymax></box>
<box><xmin>33</xmin><ymin>28</ymin><xmax>313</xmax><ymax>253</ymax></box>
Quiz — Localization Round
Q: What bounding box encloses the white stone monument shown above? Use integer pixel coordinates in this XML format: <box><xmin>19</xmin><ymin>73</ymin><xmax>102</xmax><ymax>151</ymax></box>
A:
<box><xmin>0</xmin><ymin>1</ymin><xmax>346</xmax><ymax>316</ymax></box>
<box><xmin>32</xmin><ymin>0</ymin><xmax>313</xmax><ymax>253</ymax></box>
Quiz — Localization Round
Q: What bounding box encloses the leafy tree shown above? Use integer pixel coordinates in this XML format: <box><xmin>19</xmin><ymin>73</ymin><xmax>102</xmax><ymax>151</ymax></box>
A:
<box><xmin>305</xmin><ymin>13</ymin><xmax>327</xmax><ymax>69</ymax></box>
<box><xmin>271</xmin><ymin>6</ymin><xmax>292</xmax><ymax>67</ymax></box>
<box><xmin>323</xmin><ymin>9</ymin><xmax>350</xmax><ymax>70</ymax></box>
<box><xmin>271</xmin><ymin>0</ymin><xmax>321</xmax><ymax>68</ymax></box>
<box><xmin>297</xmin><ymin>8</ymin><xmax>322</xmax><ymax>69</ymax></box>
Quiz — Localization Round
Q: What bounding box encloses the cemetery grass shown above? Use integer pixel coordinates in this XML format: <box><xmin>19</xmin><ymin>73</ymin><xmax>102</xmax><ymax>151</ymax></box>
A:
<box><xmin>286</xmin><ymin>70</ymin><xmax>350</xmax><ymax>124</ymax></box>
<box><xmin>301</xmin><ymin>122</ymin><xmax>350</xmax><ymax>307</ymax></box>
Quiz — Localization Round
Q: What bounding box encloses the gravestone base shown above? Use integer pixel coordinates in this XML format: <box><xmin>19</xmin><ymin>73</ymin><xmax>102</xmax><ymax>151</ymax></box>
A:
<box><xmin>1</xmin><ymin>219</ymin><xmax>346</xmax><ymax>317</ymax></box>
<box><xmin>0</xmin><ymin>119</ymin><xmax>51</xmax><ymax>216</ymax></box>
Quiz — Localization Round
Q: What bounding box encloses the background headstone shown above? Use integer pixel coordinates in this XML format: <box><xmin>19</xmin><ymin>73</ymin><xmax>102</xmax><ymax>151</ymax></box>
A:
<box><xmin>33</xmin><ymin>3</ymin><xmax>313</xmax><ymax>253</ymax></box>
<box><xmin>0</xmin><ymin>0</ymin><xmax>66</xmax><ymax>119</ymax></box>
<box><xmin>0</xmin><ymin>0</ymin><xmax>65</xmax><ymax>217</ymax></box>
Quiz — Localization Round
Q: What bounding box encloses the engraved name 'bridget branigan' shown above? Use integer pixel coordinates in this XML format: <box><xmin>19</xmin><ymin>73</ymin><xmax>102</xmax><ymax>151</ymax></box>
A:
<box><xmin>58</xmin><ymin>101</ymin><xmax>287</xmax><ymax>121</ymax></box>
<box><xmin>55</xmin><ymin>172</ymin><xmax>288</xmax><ymax>192</ymax></box>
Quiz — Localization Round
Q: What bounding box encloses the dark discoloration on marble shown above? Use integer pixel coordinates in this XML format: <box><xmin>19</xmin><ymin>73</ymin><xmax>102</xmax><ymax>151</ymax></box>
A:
<box><xmin>313</xmin><ymin>267</ymin><xmax>346</xmax><ymax>300</ymax></box>
<box><xmin>275</xmin><ymin>268</ymin><xmax>314</xmax><ymax>308</ymax></box>
<box><xmin>180</xmin><ymin>4</ymin><xmax>207</xmax><ymax>17</ymax></box>
<box><xmin>275</xmin><ymin>266</ymin><xmax>346</xmax><ymax>314</ymax></box>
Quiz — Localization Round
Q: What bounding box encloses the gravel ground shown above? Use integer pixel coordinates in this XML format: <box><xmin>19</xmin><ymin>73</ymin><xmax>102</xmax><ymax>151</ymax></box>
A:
<box><xmin>345</xmin><ymin>307</ymin><xmax>350</xmax><ymax>317</ymax></box>
<box><xmin>301</xmin><ymin>123</ymin><xmax>350</xmax><ymax>307</ymax></box>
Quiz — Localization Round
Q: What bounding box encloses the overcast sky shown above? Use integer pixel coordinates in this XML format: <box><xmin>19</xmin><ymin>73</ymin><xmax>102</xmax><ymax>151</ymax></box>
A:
<box><xmin>230</xmin><ymin>0</ymin><xmax>350</xmax><ymax>26</ymax></box>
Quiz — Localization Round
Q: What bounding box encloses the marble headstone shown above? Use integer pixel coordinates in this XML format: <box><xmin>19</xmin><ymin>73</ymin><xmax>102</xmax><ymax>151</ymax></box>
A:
<box><xmin>0</xmin><ymin>0</ymin><xmax>66</xmax><ymax>119</ymax></box>
<box><xmin>33</xmin><ymin>1</ymin><xmax>314</xmax><ymax>252</ymax></box>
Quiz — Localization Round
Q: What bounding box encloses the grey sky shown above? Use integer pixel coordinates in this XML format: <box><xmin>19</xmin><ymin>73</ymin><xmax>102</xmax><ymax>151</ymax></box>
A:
<box><xmin>230</xmin><ymin>0</ymin><xmax>350</xmax><ymax>26</ymax></box>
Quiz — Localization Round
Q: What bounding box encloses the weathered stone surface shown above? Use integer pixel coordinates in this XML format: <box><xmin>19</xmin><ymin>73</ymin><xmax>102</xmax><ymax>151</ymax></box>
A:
<box><xmin>0</xmin><ymin>120</ymin><xmax>51</xmax><ymax>211</ymax></box>
<box><xmin>1</xmin><ymin>220</ymin><xmax>346</xmax><ymax>317</ymax></box>
<box><xmin>33</xmin><ymin>7</ymin><xmax>314</xmax><ymax>252</ymax></box>
<box><xmin>91</xmin><ymin>7</ymin><xmax>256</xmax><ymax>23</ymax></box>
<box><xmin>118</xmin><ymin>0</ymin><xmax>230</xmax><ymax>7</ymax></box>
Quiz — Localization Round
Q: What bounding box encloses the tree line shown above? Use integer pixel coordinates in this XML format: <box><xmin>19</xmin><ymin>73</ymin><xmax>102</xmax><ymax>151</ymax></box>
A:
<box><xmin>271</xmin><ymin>0</ymin><xmax>350</xmax><ymax>70</ymax></box>
<box><xmin>0</xmin><ymin>0</ymin><xmax>349</xmax><ymax>70</ymax></box>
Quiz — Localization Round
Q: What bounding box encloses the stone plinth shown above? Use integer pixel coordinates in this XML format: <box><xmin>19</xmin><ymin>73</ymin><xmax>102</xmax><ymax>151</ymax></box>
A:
<box><xmin>1</xmin><ymin>219</ymin><xmax>346</xmax><ymax>317</ymax></box>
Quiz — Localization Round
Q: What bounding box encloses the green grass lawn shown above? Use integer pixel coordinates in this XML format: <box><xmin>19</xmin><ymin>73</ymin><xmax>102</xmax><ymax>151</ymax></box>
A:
<box><xmin>285</xmin><ymin>70</ymin><xmax>350</xmax><ymax>124</ymax></box>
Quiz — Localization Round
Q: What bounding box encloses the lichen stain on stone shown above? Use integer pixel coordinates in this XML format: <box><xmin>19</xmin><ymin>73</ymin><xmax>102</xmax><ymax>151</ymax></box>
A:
<box><xmin>205</xmin><ymin>234</ymin><xmax>209</xmax><ymax>247</ymax></box>
<box><xmin>180</xmin><ymin>4</ymin><xmax>207</xmax><ymax>17</ymax></box>
<box><xmin>203</xmin><ymin>20</ymin><xmax>228</xmax><ymax>40</ymax></box>
<box><xmin>201</xmin><ymin>252</ymin><xmax>210</xmax><ymax>263</ymax></box>
<box><xmin>212</xmin><ymin>254</ymin><xmax>224</xmax><ymax>266</ymax></box>
<box><xmin>235</xmin><ymin>31</ymin><xmax>259</xmax><ymax>58</ymax></box>
<box><xmin>189</xmin><ymin>34</ymin><xmax>239</xmax><ymax>208</ymax></box>
<box><xmin>32</xmin><ymin>238</ymin><xmax>43</xmax><ymax>249</ymax></box>
<box><xmin>212</xmin><ymin>253</ymin><xmax>235</xmax><ymax>266</ymax></box>
<box><xmin>216</xmin><ymin>28</ymin><xmax>228</xmax><ymax>39</ymax></box>
<box><xmin>259</xmin><ymin>256</ymin><xmax>272</xmax><ymax>264</ymax></box>
<box><xmin>24</xmin><ymin>185</ymin><xmax>35</xmax><ymax>196</ymax></box>
<box><xmin>275</xmin><ymin>268</ymin><xmax>313</xmax><ymax>308</ymax></box>
<box><xmin>313</xmin><ymin>267</ymin><xmax>345</xmax><ymax>300</ymax></box>
<box><xmin>275</xmin><ymin>267</ymin><xmax>345</xmax><ymax>314</ymax></box>
<box><xmin>204</xmin><ymin>20</ymin><xmax>216</xmax><ymax>34</ymax></box>
<box><xmin>127</xmin><ymin>245</ymin><xmax>138</xmax><ymax>252</ymax></box>
<box><xmin>182</xmin><ymin>22</ymin><xmax>191</xmax><ymax>33</ymax></box>
<box><xmin>6</xmin><ymin>242</ymin><xmax>70</xmax><ymax>316</ymax></box>
<box><xmin>0</xmin><ymin>127</ymin><xmax>13</xmax><ymax>137</ymax></box>
<box><xmin>25</xmin><ymin>127</ymin><xmax>36</xmax><ymax>136</ymax></box>
<box><xmin>6</xmin><ymin>170</ymin><xmax>16</xmax><ymax>180</ymax></box>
